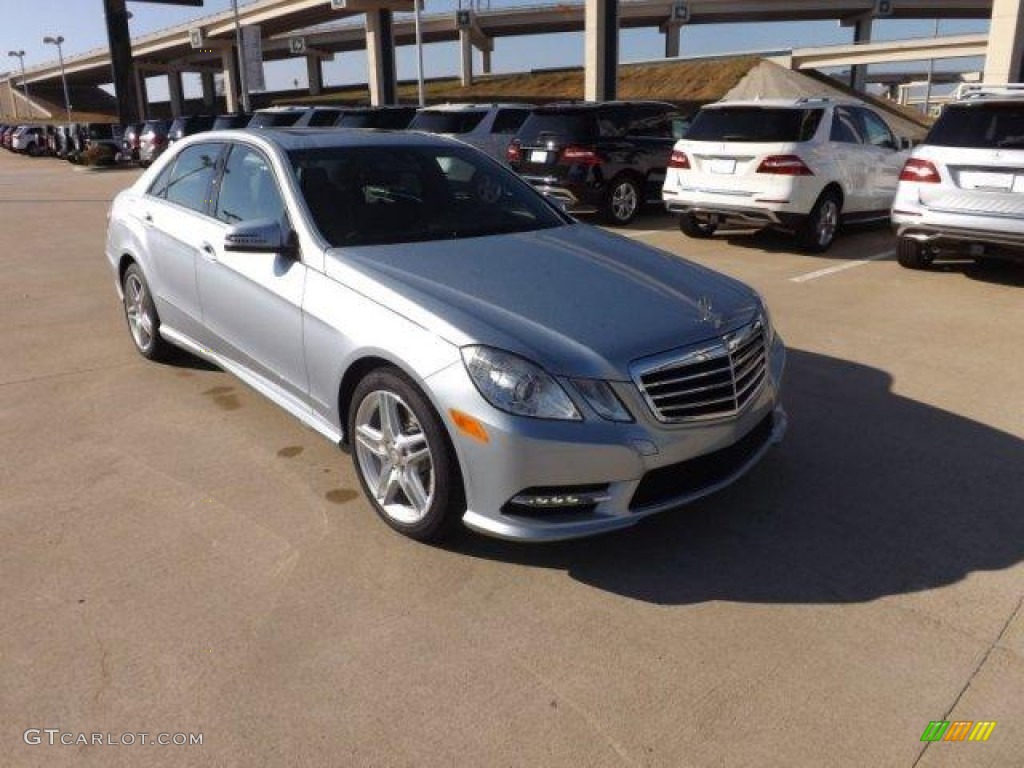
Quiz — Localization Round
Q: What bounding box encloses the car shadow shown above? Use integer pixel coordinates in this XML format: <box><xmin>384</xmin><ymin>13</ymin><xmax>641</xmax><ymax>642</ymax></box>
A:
<box><xmin>447</xmin><ymin>348</ymin><xmax>1024</xmax><ymax>606</ymax></box>
<box><xmin>957</xmin><ymin>259</ymin><xmax>1024</xmax><ymax>288</ymax></box>
<box><xmin>721</xmin><ymin>221</ymin><xmax>894</xmax><ymax>257</ymax></box>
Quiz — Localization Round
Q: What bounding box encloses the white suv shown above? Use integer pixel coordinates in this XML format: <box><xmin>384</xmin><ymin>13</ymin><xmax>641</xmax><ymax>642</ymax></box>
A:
<box><xmin>893</xmin><ymin>84</ymin><xmax>1024</xmax><ymax>268</ymax></box>
<box><xmin>663</xmin><ymin>98</ymin><xmax>907</xmax><ymax>252</ymax></box>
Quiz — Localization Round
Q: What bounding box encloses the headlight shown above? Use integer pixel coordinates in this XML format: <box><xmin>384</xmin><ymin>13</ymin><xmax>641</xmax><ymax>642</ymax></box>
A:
<box><xmin>462</xmin><ymin>346</ymin><xmax>581</xmax><ymax>421</ymax></box>
<box><xmin>571</xmin><ymin>379</ymin><xmax>633</xmax><ymax>422</ymax></box>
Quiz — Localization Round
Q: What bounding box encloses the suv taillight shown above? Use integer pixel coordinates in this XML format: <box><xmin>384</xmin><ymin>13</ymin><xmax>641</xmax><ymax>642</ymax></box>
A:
<box><xmin>561</xmin><ymin>145</ymin><xmax>601</xmax><ymax>165</ymax></box>
<box><xmin>668</xmin><ymin>150</ymin><xmax>691</xmax><ymax>169</ymax></box>
<box><xmin>506</xmin><ymin>140</ymin><xmax>521</xmax><ymax>165</ymax></box>
<box><xmin>756</xmin><ymin>155</ymin><xmax>814</xmax><ymax>176</ymax></box>
<box><xmin>899</xmin><ymin>158</ymin><xmax>941</xmax><ymax>184</ymax></box>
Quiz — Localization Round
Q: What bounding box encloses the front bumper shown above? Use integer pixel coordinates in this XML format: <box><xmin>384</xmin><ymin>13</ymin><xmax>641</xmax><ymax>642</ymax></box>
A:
<box><xmin>426</xmin><ymin>337</ymin><xmax>786</xmax><ymax>542</ymax></box>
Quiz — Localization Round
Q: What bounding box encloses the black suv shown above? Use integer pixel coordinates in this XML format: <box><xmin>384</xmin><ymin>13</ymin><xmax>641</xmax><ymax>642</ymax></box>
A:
<box><xmin>168</xmin><ymin>115</ymin><xmax>216</xmax><ymax>144</ymax></box>
<box><xmin>335</xmin><ymin>106</ymin><xmax>417</xmax><ymax>129</ymax></box>
<box><xmin>508</xmin><ymin>101</ymin><xmax>688</xmax><ymax>225</ymax></box>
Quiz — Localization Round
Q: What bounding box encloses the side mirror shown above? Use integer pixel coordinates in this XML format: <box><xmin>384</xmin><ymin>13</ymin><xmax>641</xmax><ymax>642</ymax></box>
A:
<box><xmin>224</xmin><ymin>219</ymin><xmax>299</xmax><ymax>260</ymax></box>
<box><xmin>898</xmin><ymin>137</ymin><xmax>914</xmax><ymax>151</ymax></box>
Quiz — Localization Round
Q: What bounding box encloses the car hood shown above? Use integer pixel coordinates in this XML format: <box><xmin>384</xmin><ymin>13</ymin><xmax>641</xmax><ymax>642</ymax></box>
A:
<box><xmin>325</xmin><ymin>223</ymin><xmax>759</xmax><ymax>380</ymax></box>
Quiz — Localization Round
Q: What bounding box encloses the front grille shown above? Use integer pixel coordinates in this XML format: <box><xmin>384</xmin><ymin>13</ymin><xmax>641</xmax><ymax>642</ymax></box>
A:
<box><xmin>629</xmin><ymin>413</ymin><xmax>774</xmax><ymax>510</ymax></box>
<box><xmin>635</xmin><ymin>320</ymin><xmax>768</xmax><ymax>423</ymax></box>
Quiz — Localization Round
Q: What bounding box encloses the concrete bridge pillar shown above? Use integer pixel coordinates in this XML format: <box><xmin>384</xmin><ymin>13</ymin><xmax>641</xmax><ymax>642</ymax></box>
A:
<box><xmin>366</xmin><ymin>9</ymin><xmax>397</xmax><ymax>105</ymax></box>
<box><xmin>985</xmin><ymin>0</ymin><xmax>1024</xmax><ymax>82</ymax></box>
<box><xmin>663</xmin><ymin>22</ymin><xmax>681</xmax><ymax>59</ymax></box>
<box><xmin>460</xmin><ymin>28</ymin><xmax>474</xmax><ymax>86</ymax></box>
<box><xmin>850</xmin><ymin>17</ymin><xmax>873</xmax><ymax>92</ymax></box>
<box><xmin>168</xmin><ymin>69</ymin><xmax>185</xmax><ymax>118</ymax></box>
<box><xmin>221</xmin><ymin>49</ymin><xmax>240</xmax><ymax>114</ymax></box>
<box><xmin>307</xmin><ymin>55</ymin><xmax>324</xmax><ymax>96</ymax></box>
<box><xmin>134</xmin><ymin>68</ymin><xmax>150</xmax><ymax>120</ymax></box>
<box><xmin>585</xmin><ymin>0</ymin><xmax>619</xmax><ymax>101</ymax></box>
<box><xmin>201</xmin><ymin>71</ymin><xmax>217</xmax><ymax>110</ymax></box>
<box><xmin>482</xmin><ymin>47</ymin><xmax>492</xmax><ymax>75</ymax></box>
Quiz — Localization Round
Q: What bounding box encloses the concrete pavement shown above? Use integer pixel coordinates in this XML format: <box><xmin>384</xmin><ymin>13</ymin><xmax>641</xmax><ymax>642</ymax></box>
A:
<box><xmin>1</xmin><ymin>150</ymin><xmax>1022</xmax><ymax>767</ymax></box>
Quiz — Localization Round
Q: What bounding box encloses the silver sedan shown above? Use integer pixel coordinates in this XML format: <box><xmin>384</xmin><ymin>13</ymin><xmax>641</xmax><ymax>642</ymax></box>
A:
<box><xmin>106</xmin><ymin>129</ymin><xmax>786</xmax><ymax>542</ymax></box>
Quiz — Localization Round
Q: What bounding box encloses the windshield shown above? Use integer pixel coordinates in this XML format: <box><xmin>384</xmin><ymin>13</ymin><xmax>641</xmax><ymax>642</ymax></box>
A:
<box><xmin>290</xmin><ymin>144</ymin><xmax>566</xmax><ymax>247</ymax></box>
<box><xmin>516</xmin><ymin>112</ymin><xmax>598</xmax><ymax>144</ymax></box>
<box><xmin>686</xmin><ymin>107</ymin><xmax>824</xmax><ymax>143</ymax></box>
<box><xmin>927</xmin><ymin>103</ymin><xmax>1024</xmax><ymax>149</ymax></box>
<box><xmin>408</xmin><ymin>111</ymin><xmax>487</xmax><ymax>134</ymax></box>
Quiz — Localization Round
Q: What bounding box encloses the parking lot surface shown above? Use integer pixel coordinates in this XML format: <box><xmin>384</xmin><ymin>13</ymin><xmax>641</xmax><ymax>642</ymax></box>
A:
<box><xmin>2</xmin><ymin>150</ymin><xmax>1022</xmax><ymax>767</ymax></box>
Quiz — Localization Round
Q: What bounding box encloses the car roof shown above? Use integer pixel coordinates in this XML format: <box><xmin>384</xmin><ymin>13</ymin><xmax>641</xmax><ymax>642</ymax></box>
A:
<box><xmin>704</xmin><ymin>98</ymin><xmax>859</xmax><ymax>109</ymax></box>
<box><xmin>418</xmin><ymin>102</ymin><xmax>533</xmax><ymax>112</ymax></box>
<box><xmin>190</xmin><ymin>127</ymin><xmax>464</xmax><ymax>152</ymax></box>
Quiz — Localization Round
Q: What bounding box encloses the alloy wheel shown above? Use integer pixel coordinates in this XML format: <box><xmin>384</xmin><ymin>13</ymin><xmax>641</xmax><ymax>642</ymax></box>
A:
<box><xmin>611</xmin><ymin>181</ymin><xmax>638</xmax><ymax>222</ymax></box>
<box><xmin>354</xmin><ymin>390</ymin><xmax>435</xmax><ymax>525</ymax></box>
<box><xmin>124</xmin><ymin>273</ymin><xmax>154</xmax><ymax>352</ymax></box>
<box><xmin>816</xmin><ymin>199</ymin><xmax>839</xmax><ymax>248</ymax></box>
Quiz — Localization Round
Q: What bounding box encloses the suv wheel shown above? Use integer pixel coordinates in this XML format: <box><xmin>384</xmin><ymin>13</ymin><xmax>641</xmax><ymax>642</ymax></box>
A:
<box><xmin>797</xmin><ymin>190</ymin><xmax>842</xmax><ymax>253</ymax></box>
<box><xmin>349</xmin><ymin>368</ymin><xmax>464</xmax><ymax>543</ymax></box>
<box><xmin>679</xmin><ymin>213</ymin><xmax>718</xmax><ymax>239</ymax></box>
<box><xmin>897</xmin><ymin>237</ymin><xmax>934</xmax><ymax>270</ymax></box>
<box><xmin>602</xmin><ymin>176</ymin><xmax>641</xmax><ymax>226</ymax></box>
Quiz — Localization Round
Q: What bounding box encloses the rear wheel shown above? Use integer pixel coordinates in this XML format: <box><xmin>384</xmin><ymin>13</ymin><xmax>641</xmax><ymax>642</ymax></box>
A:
<box><xmin>349</xmin><ymin>368</ymin><xmax>464</xmax><ymax>543</ymax></box>
<box><xmin>122</xmin><ymin>264</ymin><xmax>174</xmax><ymax>361</ymax></box>
<box><xmin>796</xmin><ymin>190</ymin><xmax>842</xmax><ymax>253</ymax></box>
<box><xmin>897</xmin><ymin>237</ymin><xmax>935</xmax><ymax>269</ymax></box>
<box><xmin>601</xmin><ymin>176</ymin><xmax>641</xmax><ymax>226</ymax></box>
<box><xmin>678</xmin><ymin>212</ymin><xmax>718</xmax><ymax>239</ymax></box>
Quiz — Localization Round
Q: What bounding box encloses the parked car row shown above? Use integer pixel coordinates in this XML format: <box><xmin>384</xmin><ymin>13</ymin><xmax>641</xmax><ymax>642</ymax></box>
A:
<box><xmin>0</xmin><ymin>121</ymin><xmax>124</xmax><ymax>163</ymax></box>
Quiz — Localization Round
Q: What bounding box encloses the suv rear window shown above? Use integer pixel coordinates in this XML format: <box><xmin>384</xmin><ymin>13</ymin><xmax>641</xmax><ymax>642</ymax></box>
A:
<box><xmin>927</xmin><ymin>103</ymin><xmax>1024</xmax><ymax>149</ymax></box>
<box><xmin>686</xmin><ymin>107</ymin><xmax>824</xmax><ymax>143</ymax></box>
<box><xmin>249</xmin><ymin>111</ymin><xmax>303</xmax><ymax>128</ymax></box>
<box><xmin>408</xmin><ymin>111</ymin><xmax>487</xmax><ymax>134</ymax></box>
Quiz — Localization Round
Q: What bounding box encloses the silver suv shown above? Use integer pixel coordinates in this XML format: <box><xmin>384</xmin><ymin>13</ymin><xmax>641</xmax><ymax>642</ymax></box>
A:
<box><xmin>408</xmin><ymin>103</ymin><xmax>533</xmax><ymax>162</ymax></box>
<box><xmin>893</xmin><ymin>84</ymin><xmax>1024</xmax><ymax>268</ymax></box>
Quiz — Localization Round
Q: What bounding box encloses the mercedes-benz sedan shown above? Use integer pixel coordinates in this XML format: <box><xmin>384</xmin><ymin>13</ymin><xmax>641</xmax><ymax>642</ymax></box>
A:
<box><xmin>106</xmin><ymin>129</ymin><xmax>786</xmax><ymax>542</ymax></box>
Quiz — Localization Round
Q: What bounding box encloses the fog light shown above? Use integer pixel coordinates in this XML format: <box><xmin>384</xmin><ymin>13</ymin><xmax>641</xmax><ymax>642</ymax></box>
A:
<box><xmin>504</xmin><ymin>485</ymin><xmax>611</xmax><ymax>517</ymax></box>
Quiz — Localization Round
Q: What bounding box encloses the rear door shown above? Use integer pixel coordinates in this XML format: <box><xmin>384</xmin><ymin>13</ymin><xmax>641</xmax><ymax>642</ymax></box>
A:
<box><xmin>853</xmin><ymin>107</ymin><xmax>905</xmax><ymax>212</ymax></box>
<box><xmin>480</xmin><ymin>108</ymin><xmax>530</xmax><ymax>162</ymax></box>
<box><xmin>138</xmin><ymin>142</ymin><xmax>224</xmax><ymax>343</ymax></box>
<box><xmin>829</xmin><ymin>107</ymin><xmax>871</xmax><ymax>213</ymax></box>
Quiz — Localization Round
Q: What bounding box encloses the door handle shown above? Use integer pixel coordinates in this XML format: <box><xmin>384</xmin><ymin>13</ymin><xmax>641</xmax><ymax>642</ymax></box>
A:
<box><xmin>199</xmin><ymin>242</ymin><xmax>217</xmax><ymax>261</ymax></box>
<box><xmin>143</xmin><ymin>212</ymin><xmax>153</xmax><ymax>225</ymax></box>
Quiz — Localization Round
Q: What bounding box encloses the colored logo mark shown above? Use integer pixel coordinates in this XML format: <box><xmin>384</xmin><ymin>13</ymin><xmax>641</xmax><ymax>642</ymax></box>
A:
<box><xmin>920</xmin><ymin>721</ymin><xmax>996</xmax><ymax>742</ymax></box>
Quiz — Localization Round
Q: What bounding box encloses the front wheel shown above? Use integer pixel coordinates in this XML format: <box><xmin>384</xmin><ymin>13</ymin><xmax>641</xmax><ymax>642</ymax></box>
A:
<box><xmin>796</xmin><ymin>190</ymin><xmax>842</xmax><ymax>253</ymax></box>
<box><xmin>601</xmin><ymin>176</ymin><xmax>641</xmax><ymax>226</ymax></box>
<box><xmin>678</xmin><ymin>212</ymin><xmax>718</xmax><ymax>239</ymax></box>
<box><xmin>349</xmin><ymin>369</ymin><xmax>464</xmax><ymax>542</ymax></box>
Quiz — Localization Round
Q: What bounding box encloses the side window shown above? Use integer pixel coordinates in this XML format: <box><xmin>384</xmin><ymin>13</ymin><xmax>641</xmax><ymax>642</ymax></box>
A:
<box><xmin>830</xmin><ymin>108</ymin><xmax>863</xmax><ymax>144</ymax></box>
<box><xmin>215</xmin><ymin>144</ymin><xmax>286</xmax><ymax>226</ymax></box>
<box><xmin>490</xmin><ymin>109</ymin><xmax>529</xmax><ymax>135</ymax></box>
<box><xmin>857</xmin><ymin>108</ymin><xmax>897</xmax><ymax>150</ymax></box>
<box><xmin>163</xmin><ymin>143</ymin><xmax>223</xmax><ymax>213</ymax></box>
<box><xmin>596</xmin><ymin>108</ymin><xmax>630</xmax><ymax>138</ymax></box>
<box><xmin>798</xmin><ymin>109</ymin><xmax>825</xmax><ymax>142</ymax></box>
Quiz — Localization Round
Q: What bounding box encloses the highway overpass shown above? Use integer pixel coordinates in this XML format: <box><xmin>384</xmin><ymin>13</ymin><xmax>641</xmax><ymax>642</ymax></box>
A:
<box><xmin>0</xmin><ymin>0</ymin><xmax>1021</xmax><ymax>119</ymax></box>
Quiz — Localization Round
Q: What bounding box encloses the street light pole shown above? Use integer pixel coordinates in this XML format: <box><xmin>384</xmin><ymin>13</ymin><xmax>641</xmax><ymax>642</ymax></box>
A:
<box><xmin>413</xmin><ymin>0</ymin><xmax>425</xmax><ymax>106</ymax></box>
<box><xmin>923</xmin><ymin>18</ymin><xmax>940</xmax><ymax>117</ymax></box>
<box><xmin>43</xmin><ymin>35</ymin><xmax>72</xmax><ymax>127</ymax></box>
<box><xmin>231</xmin><ymin>0</ymin><xmax>251</xmax><ymax>114</ymax></box>
<box><xmin>7</xmin><ymin>51</ymin><xmax>29</xmax><ymax>119</ymax></box>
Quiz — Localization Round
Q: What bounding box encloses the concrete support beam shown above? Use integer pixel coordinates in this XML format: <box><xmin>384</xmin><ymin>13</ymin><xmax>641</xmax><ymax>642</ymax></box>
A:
<box><xmin>365</xmin><ymin>9</ymin><xmax>397</xmax><ymax>106</ymax></box>
<box><xmin>664</xmin><ymin>23</ymin><xmax>681</xmax><ymax>58</ymax></box>
<box><xmin>482</xmin><ymin>47</ymin><xmax>492</xmax><ymax>75</ymax></box>
<box><xmin>168</xmin><ymin>69</ymin><xmax>185</xmax><ymax>118</ymax></box>
<box><xmin>306</xmin><ymin>55</ymin><xmax>324</xmax><ymax>95</ymax></box>
<box><xmin>850</xmin><ymin>17</ymin><xmax>873</xmax><ymax>91</ymax></box>
<box><xmin>201</xmin><ymin>71</ymin><xmax>217</xmax><ymax>110</ymax></box>
<box><xmin>134</xmin><ymin>67</ymin><xmax>150</xmax><ymax>120</ymax></box>
<box><xmin>984</xmin><ymin>0</ymin><xmax>1024</xmax><ymax>82</ymax></box>
<box><xmin>460</xmin><ymin>28</ymin><xmax>474</xmax><ymax>86</ymax></box>
<box><xmin>585</xmin><ymin>0</ymin><xmax>619</xmax><ymax>102</ymax></box>
<box><xmin>221</xmin><ymin>49</ymin><xmax>239</xmax><ymax>114</ymax></box>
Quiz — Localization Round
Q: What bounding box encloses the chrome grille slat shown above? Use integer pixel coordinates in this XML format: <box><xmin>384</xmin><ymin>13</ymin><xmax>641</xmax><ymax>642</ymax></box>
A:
<box><xmin>635</xmin><ymin>321</ymin><xmax>769</xmax><ymax>423</ymax></box>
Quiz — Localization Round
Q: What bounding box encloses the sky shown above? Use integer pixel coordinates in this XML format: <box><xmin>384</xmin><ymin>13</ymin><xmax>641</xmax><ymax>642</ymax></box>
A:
<box><xmin>1</xmin><ymin>0</ymin><xmax>991</xmax><ymax>102</ymax></box>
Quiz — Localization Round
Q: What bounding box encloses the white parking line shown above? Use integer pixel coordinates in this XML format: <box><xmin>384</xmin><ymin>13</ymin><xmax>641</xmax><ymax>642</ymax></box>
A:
<box><xmin>790</xmin><ymin>250</ymin><xmax>895</xmax><ymax>283</ymax></box>
<box><xmin>622</xmin><ymin>229</ymin><xmax>663</xmax><ymax>238</ymax></box>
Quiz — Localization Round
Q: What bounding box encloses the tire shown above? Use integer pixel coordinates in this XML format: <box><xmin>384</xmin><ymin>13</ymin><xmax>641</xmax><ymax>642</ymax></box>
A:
<box><xmin>26</xmin><ymin>143</ymin><xmax>38</xmax><ymax>157</ymax></box>
<box><xmin>796</xmin><ymin>190</ymin><xmax>842</xmax><ymax>253</ymax></box>
<box><xmin>678</xmin><ymin>212</ymin><xmax>718</xmax><ymax>239</ymax></box>
<box><xmin>122</xmin><ymin>264</ymin><xmax>174</xmax><ymax>361</ymax></box>
<box><xmin>897</xmin><ymin>236</ymin><xmax>934</xmax><ymax>270</ymax></box>
<box><xmin>349</xmin><ymin>368</ymin><xmax>464</xmax><ymax>542</ymax></box>
<box><xmin>601</xmin><ymin>175</ymin><xmax>642</xmax><ymax>226</ymax></box>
